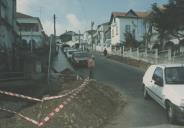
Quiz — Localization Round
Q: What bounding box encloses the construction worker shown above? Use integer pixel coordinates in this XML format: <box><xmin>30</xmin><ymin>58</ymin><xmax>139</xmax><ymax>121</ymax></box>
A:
<box><xmin>88</xmin><ymin>56</ymin><xmax>95</xmax><ymax>79</ymax></box>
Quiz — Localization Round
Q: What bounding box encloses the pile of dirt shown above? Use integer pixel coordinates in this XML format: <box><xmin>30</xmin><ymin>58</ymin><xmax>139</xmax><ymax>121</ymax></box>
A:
<box><xmin>108</xmin><ymin>55</ymin><xmax>151</xmax><ymax>71</ymax></box>
<box><xmin>59</xmin><ymin>68</ymin><xmax>77</xmax><ymax>82</ymax></box>
<box><xmin>0</xmin><ymin>80</ymin><xmax>126</xmax><ymax>128</ymax></box>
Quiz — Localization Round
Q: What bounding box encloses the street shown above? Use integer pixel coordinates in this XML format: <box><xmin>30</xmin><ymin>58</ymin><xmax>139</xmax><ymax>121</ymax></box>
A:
<box><xmin>76</xmin><ymin>53</ymin><xmax>183</xmax><ymax>128</ymax></box>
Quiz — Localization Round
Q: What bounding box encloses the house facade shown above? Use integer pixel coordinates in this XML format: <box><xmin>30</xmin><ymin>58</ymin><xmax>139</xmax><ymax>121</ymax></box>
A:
<box><xmin>0</xmin><ymin>0</ymin><xmax>18</xmax><ymax>71</ymax></box>
<box><xmin>83</xmin><ymin>30</ymin><xmax>96</xmax><ymax>45</ymax></box>
<box><xmin>96</xmin><ymin>22</ymin><xmax>110</xmax><ymax>45</ymax></box>
<box><xmin>16</xmin><ymin>12</ymin><xmax>44</xmax><ymax>49</ymax></box>
<box><xmin>110</xmin><ymin>9</ymin><xmax>148</xmax><ymax>46</ymax></box>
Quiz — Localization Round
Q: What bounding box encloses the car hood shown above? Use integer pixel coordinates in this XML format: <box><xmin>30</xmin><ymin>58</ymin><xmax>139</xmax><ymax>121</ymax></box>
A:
<box><xmin>165</xmin><ymin>85</ymin><xmax>184</xmax><ymax>99</ymax></box>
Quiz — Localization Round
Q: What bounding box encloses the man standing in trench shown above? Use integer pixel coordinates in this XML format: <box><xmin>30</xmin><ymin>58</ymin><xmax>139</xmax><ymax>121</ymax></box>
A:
<box><xmin>88</xmin><ymin>56</ymin><xmax>95</xmax><ymax>79</ymax></box>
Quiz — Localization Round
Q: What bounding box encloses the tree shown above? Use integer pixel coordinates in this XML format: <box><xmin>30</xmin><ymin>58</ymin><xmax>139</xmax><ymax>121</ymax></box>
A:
<box><xmin>124</xmin><ymin>32</ymin><xmax>139</xmax><ymax>48</ymax></box>
<box><xmin>146</xmin><ymin>0</ymin><xmax>184</xmax><ymax>48</ymax></box>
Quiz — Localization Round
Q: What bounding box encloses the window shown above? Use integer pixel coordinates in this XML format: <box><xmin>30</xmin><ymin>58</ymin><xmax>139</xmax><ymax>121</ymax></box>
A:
<box><xmin>153</xmin><ymin>67</ymin><xmax>163</xmax><ymax>80</ymax></box>
<box><xmin>112</xmin><ymin>27</ymin><xmax>114</xmax><ymax>37</ymax></box>
<box><xmin>116</xmin><ymin>26</ymin><xmax>118</xmax><ymax>35</ymax></box>
<box><xmin>132</xmin><ymin>29</ymin><xmax>135</xmax><ymax>38</ymax></box>
<box><xmin>1</xmin><ymin>4</ymin><xmax>6</xmax><ymax>19</ymax></box>
<box><xmin>125</xmin><ymin>25</ymin><xmax>130</xmax><ymax>32</ymax></box>
<box><xmin>0</xmin><ymin>0</ymin><xmax>8</xmax><ymax>19</ymax></box>
<box><xmin>153</xmin><ymin>67</ymin><xmax>164</xmax><ymax>85</ymax></box>
<box><xmin>165</xmin><ymin>67</ymin><xmax>184</xmax><ymax>84</ymax></box>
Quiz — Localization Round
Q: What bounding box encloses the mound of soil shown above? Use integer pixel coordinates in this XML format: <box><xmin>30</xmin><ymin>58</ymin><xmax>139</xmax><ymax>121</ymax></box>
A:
<box><xmin>0</xmin><ymin>80</ymin><xmax>126</xmax><ymax>128</ymax></box>
<box><xmin>59</xmin><ymin>68</ymin><xmax>77</xmax><ymax>82</ymax></box>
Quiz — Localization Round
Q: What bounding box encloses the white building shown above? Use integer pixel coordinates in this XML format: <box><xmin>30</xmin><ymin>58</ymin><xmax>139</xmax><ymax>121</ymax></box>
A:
<box><xmin>16</xmin><ymin>12</ymin><xmax>44</xmax><ymax>49</ymax></box>
<box><xmin>110</xmin><ymin>9</ymin><xmax>148</xmax><ymax>45</ymax></box>
<box><xmin>83</xmin><ymin>30</ymin><xmax>96</xmax><ymax>45</ymax></box>
<box><xmin>72</xmin><ymin>33</ymin><xmax>83</xmax><ymax>43</ymax></box>
<box><xmin>96</xmin><ymin>22</ymin><xmax>110</xmax><ymax>45</ymax></box>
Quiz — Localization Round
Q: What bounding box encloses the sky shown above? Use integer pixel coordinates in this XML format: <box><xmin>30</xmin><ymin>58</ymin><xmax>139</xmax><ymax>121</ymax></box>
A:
<box><xmin>17</xmin><ymin>0</ymin><xmax>168</xmax><ymax>36</ymax></box>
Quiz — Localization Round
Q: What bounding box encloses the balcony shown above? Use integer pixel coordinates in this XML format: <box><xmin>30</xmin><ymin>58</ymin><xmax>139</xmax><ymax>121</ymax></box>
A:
<box><xmin>21</xmin><ymin>31</ymin><xmax>43</xmax><ymax>36</ymax></box>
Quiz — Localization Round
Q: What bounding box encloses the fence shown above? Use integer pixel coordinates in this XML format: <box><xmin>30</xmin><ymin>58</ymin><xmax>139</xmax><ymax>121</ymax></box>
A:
<box><xmin>0</xmin><ymin>72</ymin><xmax>27</xmax><ymax>81</ymax></box>
<box><xmin>95</xmin><ymin>45</ymin><xmax>184</xmax><ymax>64</ymax></box>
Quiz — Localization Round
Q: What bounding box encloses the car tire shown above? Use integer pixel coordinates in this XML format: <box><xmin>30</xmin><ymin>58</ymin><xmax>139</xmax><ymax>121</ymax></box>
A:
<box><xmin>166</xmin><ymin>102</ymin><xmax>177</xmax><ymax>124</ymax></box>
<box><xmin>143</xmin><ymin>85</ymin><xmax>150</xmax><ymax>100</ymax></box>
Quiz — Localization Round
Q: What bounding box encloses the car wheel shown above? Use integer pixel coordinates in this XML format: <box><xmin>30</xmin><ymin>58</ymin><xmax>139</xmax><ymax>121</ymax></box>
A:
<box><xmin>166</xmin><ymin>102</ymin><xmax>177</xmax><ymax>124</ymax></box>
<box><xmin>143</xmin><ymin>85</ymin><xmax>150</xmax><ymax>100</ymax></box>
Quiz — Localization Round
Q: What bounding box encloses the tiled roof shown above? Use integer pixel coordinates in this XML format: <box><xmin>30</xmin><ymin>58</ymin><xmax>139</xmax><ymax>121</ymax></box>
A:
<box><xmin>111</xmin><ymin>12</ymin><xmax>127</xmax><ymax>17</ymax></box>
<box><xmin>136</xmin><ymin>12</ymin><xmax>149</xmax><ymax>18</ymax></box>
<box><xmin>16</xmin><ymin>12</ymin><xmax>43</xmax><ymax>29</ymax></box>
<box><xmin>110</xmin><ymin>10</ymin><xmax>149</xmax><ymax>23</ymax></box>
<box><xmin>112</xmin><ymin>11</ymin><xmax>148</xmax><ymax>18</ymax></box>
<box><xmin>16</xmin><ymin>12</ymin><xmax>35</xmax><ymax>18</ymax></box>
<box><xmin>85</xmin><ymin>30</ymin><xmax>96</xmax><ymax>35</ymax></box>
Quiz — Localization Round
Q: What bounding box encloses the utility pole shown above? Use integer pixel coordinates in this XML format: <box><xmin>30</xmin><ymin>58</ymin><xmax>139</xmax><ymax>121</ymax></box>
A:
<box><xmin>54</xmin><ymin>14</ymin><xmax>58</xmax><ymax>53</ymax></box>
<box><xmin>54</xmin><ymin>14</ymin><xmax>56</xmax><ymax>44</ymax></box>
<box><xmin>47</xmin><ymin>36</ymin><xmax>52</xmax><ymax>84</ymax></box>
<box><xmin>79</xmin><ymin>30</ymin><xmax>81</xmax><ymax>49</ymax></box>
<box><xmin>47</xmin><ymin>14</ymin><xmax>56</xmax><ymax>84</ymax></box>
<box><xmin>91</xmin><ymin>21</ymin><xmax>94</xmax><ymax>50</ymax></box>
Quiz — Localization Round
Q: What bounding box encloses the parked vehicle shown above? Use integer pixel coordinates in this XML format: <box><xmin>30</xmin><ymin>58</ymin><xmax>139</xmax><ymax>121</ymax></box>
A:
<box><xmin>143</xmin><ymin>64</ymin><xmax>184</xmax><ymax>123</ymax></box>
<box><xmin>66</xmin><ymin>49</ymin><xmax>78</xmax><ymax>60</ymax></box>
<box><xmin>71</xmin><ymin>51</ymin><xmax>93</xmax><ymax>67</ymax></box>
<box><xmin>63</xmin><ymin>47</ymin><xmax>70</xmax><ymax>54</ymax></box>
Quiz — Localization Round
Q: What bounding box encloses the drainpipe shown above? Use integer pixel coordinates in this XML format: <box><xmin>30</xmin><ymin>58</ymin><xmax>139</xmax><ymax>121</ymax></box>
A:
<box><xmin>31</xmin><ymin>28</ymin><xmax>33</xmax><ymax>53</ymax></box>
<box><xmin>0</xmin><ymin>0</ymin><xmax>1</xmax><ymax>19</ymax></box>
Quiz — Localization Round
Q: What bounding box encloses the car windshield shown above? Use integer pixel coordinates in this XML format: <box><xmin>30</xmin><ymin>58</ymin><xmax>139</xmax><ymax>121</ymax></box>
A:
<box><xmin>69</xmin><ymin>50</ymin><xmax>77</xmax><ymax>54</ymax></box>
<box><xmin>74</xmin><ymin>53</ymin><xmax>90</xmax><ymax>58</ymax></box>
<box><xmin>165</xmin><ymin>67</ymin><xmax>184</xmax><ymax>84</ymax></box>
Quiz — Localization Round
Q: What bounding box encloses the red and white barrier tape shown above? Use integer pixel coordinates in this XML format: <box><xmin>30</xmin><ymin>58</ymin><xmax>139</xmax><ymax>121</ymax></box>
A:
<box><xmin>0</xmin><ymin>78</ymin><xmax>89</xmax><ymax>127</ymax></box>
<box><xmin>38</xmin><ymin>89</ymin><xmax>83</xmax><ymax>127</ymax></box>
<box><xmin>0</xmin><ymin>107</ymin><xmax>40</xmax><ymax>126</ymax></box>
<box><xmin>0</xmin><ymin>78</ymin><xmax>89</xmax><ymax>102</ymax></box>
<box><xmin>0</xmin><ymin>90</ymin><xmax>42</xmax><ymax>102</ymax></box>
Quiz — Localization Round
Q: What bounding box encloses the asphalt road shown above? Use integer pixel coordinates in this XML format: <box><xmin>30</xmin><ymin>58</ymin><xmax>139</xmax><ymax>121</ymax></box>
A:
<box><xmin>76</xmin><ymin>53</ymin><xmax>183</xmax><ymax>128</ymax></box>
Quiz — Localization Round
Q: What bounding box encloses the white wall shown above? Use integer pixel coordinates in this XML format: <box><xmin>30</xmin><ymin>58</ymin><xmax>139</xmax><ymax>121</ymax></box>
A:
<box><xmin>111</xmin><ymin>18</ymin><xmax>120</xmax><ymax>45</ymax></box>
<box><xmin>97</xmin><ymin>24</ymin><xmax>109</xmax><ymax>45</ymax></box>
<box><xmin>119</xmin><ymin>18</ymin><xmax>146</xmax><ymax>42</ymax></box>
<box><xmin>83</xmin><ymin>32</ymin><xmax>91</xmax><ymax>44</ymax></box>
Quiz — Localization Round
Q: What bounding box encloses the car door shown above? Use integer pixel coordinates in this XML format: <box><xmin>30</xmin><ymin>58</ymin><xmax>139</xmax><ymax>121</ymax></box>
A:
<box><xmin>152</xmin><ymin>67</ymin><xmax>164</xmax><ymax>106</ymax></box>
<box><xmin>143</xmin><ymin>65</ymin><xmax>155</xmax><ymax>91</ymax></box>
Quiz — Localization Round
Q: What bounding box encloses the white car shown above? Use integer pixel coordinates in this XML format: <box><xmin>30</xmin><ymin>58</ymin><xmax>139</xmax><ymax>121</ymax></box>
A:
<box><xmin>143</xmin><ymin>64</ymin><xmax>184</xmax><ymax>123</ymax></box>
